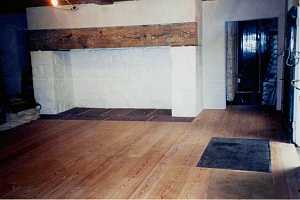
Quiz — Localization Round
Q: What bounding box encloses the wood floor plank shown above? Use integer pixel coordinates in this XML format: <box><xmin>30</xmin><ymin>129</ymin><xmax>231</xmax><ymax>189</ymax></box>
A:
<box><xmin>0</xmin><ymin>106</ymin><xmax>299</xmax><ymax>199</ymax></box>
<box><xmin>206</xmin><ymin>169</ymin><xmax>275</xmax><ymax>199</ymax></box>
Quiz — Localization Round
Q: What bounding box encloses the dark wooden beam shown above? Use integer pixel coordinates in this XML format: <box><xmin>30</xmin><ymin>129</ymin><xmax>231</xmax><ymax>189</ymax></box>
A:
<box><xmin>28</xmin><ymin>22</ymin><xmax>198</xmax><ymax>50</ymax></box>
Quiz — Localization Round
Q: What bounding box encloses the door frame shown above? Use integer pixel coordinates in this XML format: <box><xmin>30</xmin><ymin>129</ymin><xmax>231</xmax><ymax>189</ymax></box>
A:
<box><xmin>293</xmin><ymin>7</ymin><xmax>300</xmax><ymax>146</ymax></box>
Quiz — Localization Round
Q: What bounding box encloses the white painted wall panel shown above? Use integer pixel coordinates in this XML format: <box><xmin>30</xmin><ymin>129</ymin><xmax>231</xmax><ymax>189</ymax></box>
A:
<box><xmin>27</xmin><ymin>0</ymin><xmax>196</xmax><ymax>30</ymax></box>
<box><xmin>53</xmin><ymin>52</ymin><xmax>74</xmax><ymax>113</ymax></box>
<box><xmin>31</xmin><ymin>51</ymin><xmax>74</xmax><ymax>114</ymax></box>
<box><xmin>31</xmin><ymin>52</ymin><xmax>56</xmax><ymax>114</ymax></box>
<box><xmin>32</xmin><ymin>47</ymin><xmax>203</xmax><ymax>116</ymax></box>
<box><xmin>70</xmin><ymin>47</ymin><xmax>172</xmax><ymax>109</ymax></box>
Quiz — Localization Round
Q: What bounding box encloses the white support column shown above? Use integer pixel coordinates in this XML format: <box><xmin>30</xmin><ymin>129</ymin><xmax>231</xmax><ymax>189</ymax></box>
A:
<box><xmin>171</xmin><ymin>46</ymin><xmax>202</xmax><ymax>117</ymax></box>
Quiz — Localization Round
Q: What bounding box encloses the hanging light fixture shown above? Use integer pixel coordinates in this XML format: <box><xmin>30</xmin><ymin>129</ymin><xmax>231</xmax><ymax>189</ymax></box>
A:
<box><xmin>51</xmin><ymin>0</ymin><xmax>79</xmax><ymax>11</ymax></box>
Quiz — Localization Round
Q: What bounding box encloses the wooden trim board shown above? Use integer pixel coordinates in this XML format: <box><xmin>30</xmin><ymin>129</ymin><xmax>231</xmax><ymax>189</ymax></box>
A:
<box><xmin>28</xmin><ymin>22</ymin><xmax>198</xmax><ymax>50</ymax></box>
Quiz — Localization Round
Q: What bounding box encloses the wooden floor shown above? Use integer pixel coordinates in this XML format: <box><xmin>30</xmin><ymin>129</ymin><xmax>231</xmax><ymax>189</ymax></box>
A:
<box><xmin>0</xmin><ymin>106</ymin><xmax>299</xmax><ymax>199</ymax></box>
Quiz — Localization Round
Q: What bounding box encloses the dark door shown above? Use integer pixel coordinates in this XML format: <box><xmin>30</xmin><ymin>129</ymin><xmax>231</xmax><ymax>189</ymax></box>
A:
<box><xmin>238</xmin><ymin>21</ymin><xmax>260</xmax><ymax>93</ymax></box>
<box><xmin>234</xmin><ymin>19</ymin><xmax>278</xmax><ymax>106</ymax></box>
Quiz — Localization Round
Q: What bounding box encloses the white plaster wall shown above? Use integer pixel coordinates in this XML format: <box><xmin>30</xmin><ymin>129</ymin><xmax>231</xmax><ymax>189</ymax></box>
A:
<box><xmin>31</xmin><ymin>52</ymin><xmax>56</xmax><ymax>114</ymax></box>
<box><xmin>53</xmin><ymin>52</ymin><xmax>74</xmax><ymax>113</ymax></box>
<box><xmin>27</xmin><ymin>0</ymin><xmax>197</xmax><ymax>30</ymax></box>
<box><xmin>71</xmin><ymin>47</ymin><xmax>172</xmax><ymax>109</ymax></box>
<box><xmin>27</xmin><ymin>0</ymin><xmax>203</xmax><ymax>117</ymax></box>
<box><xmin>203</xmin><ymin>0</ymin><xmax>286</xmax><ymax>109</ymax></box>
<box><xmin>31</xmin><ymin>51</ymin><xmax>74</xmax><ymax>114</ymax></box>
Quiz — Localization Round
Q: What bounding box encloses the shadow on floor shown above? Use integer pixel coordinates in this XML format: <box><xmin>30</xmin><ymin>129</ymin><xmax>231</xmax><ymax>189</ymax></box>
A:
<box><xmin>40</xmin><ymin>108</ymin><xmax>195</xmax><ymax>122</ymax></box>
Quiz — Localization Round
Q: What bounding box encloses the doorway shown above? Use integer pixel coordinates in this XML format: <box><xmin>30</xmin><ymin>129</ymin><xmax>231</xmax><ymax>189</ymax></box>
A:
<box><xmin>226</xmin><ymin>18</ymin><xmax>279</xmax><ymax>107</ymax></box>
